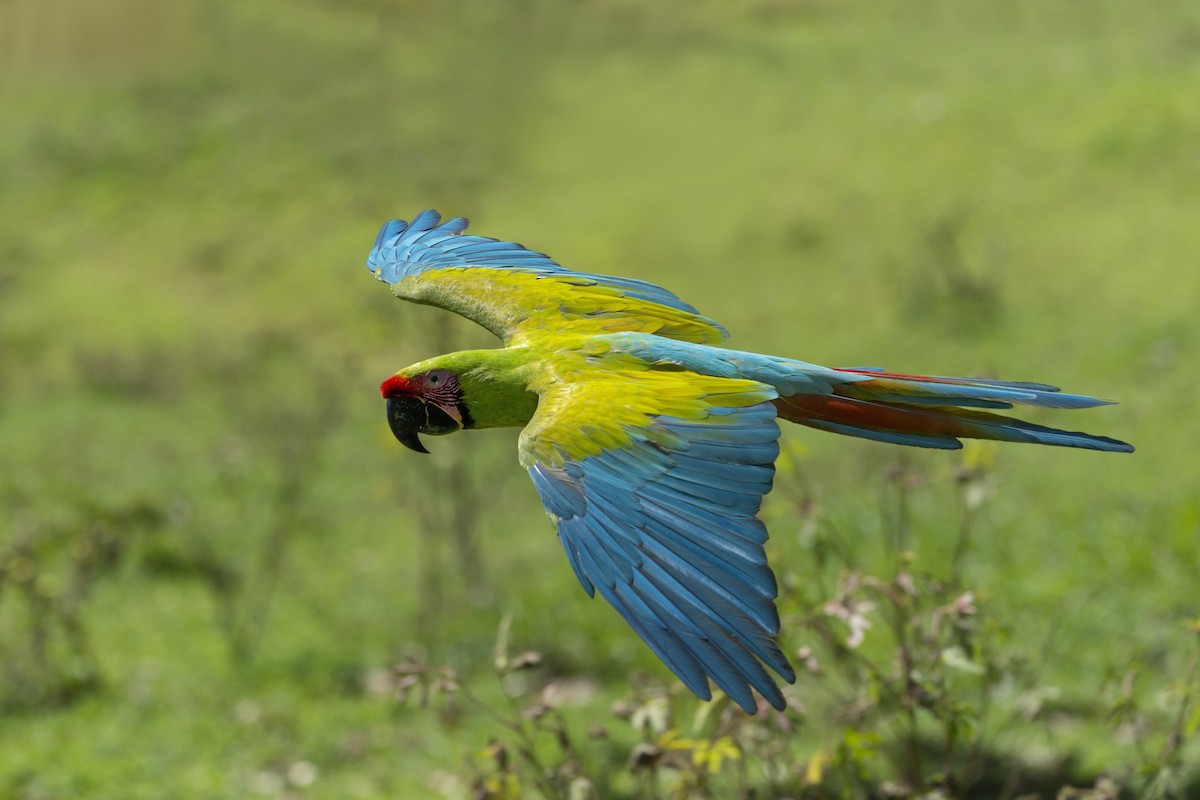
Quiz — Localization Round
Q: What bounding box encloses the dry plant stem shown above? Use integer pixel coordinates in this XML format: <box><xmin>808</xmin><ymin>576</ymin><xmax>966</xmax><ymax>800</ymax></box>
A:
<box><xmin>949</xmin><ymin>500</ymin><xmax>977</xmax><ymax>587</ymax></box>
<box><xmin>413</xmin><ymin>512</ymin><xmax>444</xmax><ymax>641</ymax></box>
<box><xmin>864</xmin><ymin>576</ymin><xmax>923</xmax><ymax>789</ymax></box>
<box><xmin>463</xmin><ymin>675</ymin><xmax>564</xmax><ymax>800</ymax></box>
<box><xmin>880</xmin><ymin>475</ymin><xmax>913</xmax><ymax>572</ymax></box>
<box><xmin>433</xmin><ymin>314</ymin><xmax>485</xmax><ymax>591</ymax></box>
<box><xmin>962</xmin><ymin>630</ymin><xmax>996</xmax><ymax>788</ymax></box>
<box><xmin>412</xmin><ymin>314</ymin><xmax>490</xmax><ymax>634</ymax></box>
<box><xmin>234</xmin><ymin>474</ymin><xmax>303</xmax><ymax>663</ymax></box>
<box><xmin>1160</xmin><ymin>647</ymin><xmax>1199</xmax><ymax>767</ymax></box>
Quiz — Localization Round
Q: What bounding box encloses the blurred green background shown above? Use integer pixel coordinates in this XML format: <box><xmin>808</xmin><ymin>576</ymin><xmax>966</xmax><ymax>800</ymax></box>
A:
<box><xmin>1</xmin><ymin>1</ymin><xmax>1197</xmax><ymax>797</ymax></box>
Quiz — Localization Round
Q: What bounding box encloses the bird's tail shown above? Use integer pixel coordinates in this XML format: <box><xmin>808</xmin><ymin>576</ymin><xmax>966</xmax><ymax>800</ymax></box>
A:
<box><xmin>772</xmin><ymin>368</ymin><xmax>1134</xmax><ymax>453</ymax></box>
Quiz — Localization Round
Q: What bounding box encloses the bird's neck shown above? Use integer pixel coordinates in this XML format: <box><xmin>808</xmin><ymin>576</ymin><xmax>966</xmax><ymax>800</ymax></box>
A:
<box><xmin>444</xmin><ymin>348</ymin><xmax>541</xmax><ymax>430</ymax></box>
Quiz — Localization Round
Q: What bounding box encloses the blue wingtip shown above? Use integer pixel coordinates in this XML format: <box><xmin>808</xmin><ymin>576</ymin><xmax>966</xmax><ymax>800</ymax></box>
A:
<box><xmin>368</xmin><ymin>216</ymin><xmax>421</xmax><ymax>278</ymax></box>
<box><xmin>366</xmin><ymin>209</ymin><xmax>566</xmax><ymax>283</ymax></box>
<box><xmin>407</xmin><ymin>209</ymin><xmax>443</xmax><ymax>234</ymax></box>
<box><xmin>372</xmin><ymin>218</ymin><xmax>409</xmax><ymax>253</ymax></box>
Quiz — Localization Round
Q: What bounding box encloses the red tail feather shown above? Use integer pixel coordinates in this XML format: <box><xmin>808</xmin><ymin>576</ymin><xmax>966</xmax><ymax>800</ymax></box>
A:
<box><xmin>773</xmin><ymin>394</ymin><xmax>973</xmax><ymax>439</ymax></box>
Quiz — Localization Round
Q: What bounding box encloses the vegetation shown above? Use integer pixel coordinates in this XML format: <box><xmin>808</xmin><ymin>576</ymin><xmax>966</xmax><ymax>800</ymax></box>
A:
<box><xmin>1</xmin><ymin>1</ymin><xmax>1197</xmax><ymax>797</ymax></box>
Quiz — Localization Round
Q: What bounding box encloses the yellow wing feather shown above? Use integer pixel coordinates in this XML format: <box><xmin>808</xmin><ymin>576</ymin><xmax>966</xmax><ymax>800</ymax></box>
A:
<box><xmin>518</xmin><ymin>350</ymin><xmax>775</xmax><ymax>468</ymax></box>
<box><xmin>394</xmin><ymin>268</ymin><xmax>727</xmax><ymax>346</ymax></box>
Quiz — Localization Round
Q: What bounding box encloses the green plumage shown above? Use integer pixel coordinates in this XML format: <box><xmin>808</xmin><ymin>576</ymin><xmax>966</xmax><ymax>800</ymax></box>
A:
<box><xmin>400</xmin><ymin>349</ymin><xmax>540</xmax><ymax>431</ymax></box>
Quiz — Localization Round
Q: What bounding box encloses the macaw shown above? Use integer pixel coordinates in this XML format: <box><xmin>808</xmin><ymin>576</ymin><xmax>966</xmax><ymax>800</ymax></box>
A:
<box><xmin>367</xmin><ymin>210</ymin><xmax>1132</xmax><ymax>714</ymax></box>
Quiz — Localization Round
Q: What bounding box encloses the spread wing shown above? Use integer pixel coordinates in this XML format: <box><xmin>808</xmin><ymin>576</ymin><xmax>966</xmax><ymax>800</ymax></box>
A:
<box><xmin>518</xmin><ymin>365</ymin><xmax>796</xmax><ymax>712</ymax></box>
<box><xmin>366</xmin><ymin>210</ymin><xmax>728</xmax><ymax>345</ymax></box>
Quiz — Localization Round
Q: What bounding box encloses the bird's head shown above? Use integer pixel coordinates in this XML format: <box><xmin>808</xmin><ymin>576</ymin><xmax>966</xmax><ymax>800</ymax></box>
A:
<box><xmin>380</xmin><ymin>368</ymin><xmax>471</xmax><ymax>454</ymax></box>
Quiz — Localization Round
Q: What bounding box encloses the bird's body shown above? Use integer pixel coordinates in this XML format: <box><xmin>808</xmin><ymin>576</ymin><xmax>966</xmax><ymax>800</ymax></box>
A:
<box><xmin>368</xmin><ymin>210</ymin><xmax>1132</xmax><ymax>713</ymax></box>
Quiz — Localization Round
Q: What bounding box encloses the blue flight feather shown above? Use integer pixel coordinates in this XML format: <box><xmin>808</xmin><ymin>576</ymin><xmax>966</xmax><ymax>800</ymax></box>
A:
<box><xmin>525</xmin><ymin>400</ymin><xmax>793</xmax><ymax>713</ymax></box>
<box><xmin>641</xmin><ymin>517</ymin><xmax>777</xmax><ymax>605</ymax></box>
<box><xmin>638</xmin><ymin>496</ymin><xmax>769</xmax><ymax>564</ymax></box>
<box><xmin>637</xmin><ymin>552</ymin><xmax>791</xmax><ymax>683</ymax></box>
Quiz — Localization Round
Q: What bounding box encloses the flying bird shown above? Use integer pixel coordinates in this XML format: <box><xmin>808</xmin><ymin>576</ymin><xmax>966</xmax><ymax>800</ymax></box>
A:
<box><xmin>367</xmin><ymin>210</ymin><xmax>1132</xmax><ymax>713</ymax></box>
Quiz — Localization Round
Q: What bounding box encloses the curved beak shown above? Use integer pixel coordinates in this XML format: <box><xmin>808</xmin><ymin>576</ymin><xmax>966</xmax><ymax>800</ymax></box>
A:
<box><xmin>386</xmin><ymin>395</ymin><xmax>430</xmax><ymax>454</ymax></box>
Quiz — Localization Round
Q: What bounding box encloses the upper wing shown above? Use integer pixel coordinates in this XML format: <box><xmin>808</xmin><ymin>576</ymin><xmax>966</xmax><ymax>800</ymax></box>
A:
<box><xmin>366</xmin><ymin>210</ymin><xmax>728</xmax><ymax>345</ymax></box>
<box><xmin>518</xmin><ymin>363</ymin><xmax>796</xmax><ymax>712</ymax></box>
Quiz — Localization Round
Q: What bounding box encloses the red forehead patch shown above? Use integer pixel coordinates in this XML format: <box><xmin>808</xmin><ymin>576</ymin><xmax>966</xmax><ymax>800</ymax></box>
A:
<box><xmin>380</xmin><ymin>374</ymin><xmax>418</xmax><ymax>398</ymax></box>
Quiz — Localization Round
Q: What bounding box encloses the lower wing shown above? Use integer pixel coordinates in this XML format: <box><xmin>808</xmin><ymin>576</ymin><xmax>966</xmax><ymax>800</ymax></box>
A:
<box><xmin>518</xmin><ymin>365</ymin><xmax>795</xmax><ymax>713</ymax></box>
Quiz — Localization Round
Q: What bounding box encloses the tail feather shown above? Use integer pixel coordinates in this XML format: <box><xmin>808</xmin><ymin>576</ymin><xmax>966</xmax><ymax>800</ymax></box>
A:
<box><xmin>837</xmin><ymin>369</ymin><xmax>1113</xmax><ymax>410</ymax></box>
<box><xmin>774</xmin><ymin>379</ymin><xmax>1134</xmax><ymax>454</ymax></box>
<box><xmin>592</xmin><ymin>334</ymin><xmax>1133</xmax><ymax>453</ymax></box>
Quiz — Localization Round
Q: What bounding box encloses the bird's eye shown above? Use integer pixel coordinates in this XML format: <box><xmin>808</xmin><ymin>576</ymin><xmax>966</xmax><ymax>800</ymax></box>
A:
<box><xmin>427</xmin><ymin>373</ymin><xmax>440</xmax><ymax>385</ymax></box>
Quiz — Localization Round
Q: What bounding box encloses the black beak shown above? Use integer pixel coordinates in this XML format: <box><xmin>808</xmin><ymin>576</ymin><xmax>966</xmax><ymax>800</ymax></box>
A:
<box><xmin>386</xmin><ymin>395</ymin><xmax>430</xmax><ymax>454</ymax></box>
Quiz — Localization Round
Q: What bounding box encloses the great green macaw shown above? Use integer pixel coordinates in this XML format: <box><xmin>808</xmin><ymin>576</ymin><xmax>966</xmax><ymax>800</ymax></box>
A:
<box><xmin>368</xmin><ymin>210</ymin><xmax>1132</xmax><ymax>713</ymax></box>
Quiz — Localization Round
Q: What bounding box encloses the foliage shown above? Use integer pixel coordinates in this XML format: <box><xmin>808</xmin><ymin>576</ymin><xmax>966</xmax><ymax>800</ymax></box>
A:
<box><xmin>1</xmin><ymin>0</ymin><xmax>1198</xmax><ymax>797</ymax></box>
<box><xmin>0</xmin><ymin>498</ymin><xmax>162</xmax><ymax>711</ymax></box>
<box><xmin>383</xmin><ymin>449</ymin><xmax>1200</xmax><ymax>799</ymax></box>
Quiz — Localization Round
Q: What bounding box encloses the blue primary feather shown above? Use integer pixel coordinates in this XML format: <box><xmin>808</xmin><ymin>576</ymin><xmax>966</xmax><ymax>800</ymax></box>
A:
<box><xmin>636</xmin><ymin>480</ymin><xmax>770</xmax><ymax>538</ymax></box>
<box><xmin>640</xmin><ymin>516</ymin><xmax>776</xmax><ymax>603</ymax></box>
<box><xmin>635</xmin><ymin>551</ymin><xmax>787</xmax><ymax>702</ymax></box>
<box><xmin>639</xmin><ymin>500</ymin><xmax>769</xmax><ymax>572</ymax></box>
<box><xmin>526</xmin><ymin>401</ymin><xmax>795</xmax><ymax>713</ymax></box>
<box><xmin>608</xmin><ymin>587</ymin><xmax>712</xmax><ymax>700</ymax></box>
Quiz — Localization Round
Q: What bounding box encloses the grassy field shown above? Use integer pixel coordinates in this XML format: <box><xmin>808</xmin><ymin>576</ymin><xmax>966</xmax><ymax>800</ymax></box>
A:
<box><xmin>2</xmin><ymin>1</ymin><xmax>1198</xmax><ymax>797</ymax></box>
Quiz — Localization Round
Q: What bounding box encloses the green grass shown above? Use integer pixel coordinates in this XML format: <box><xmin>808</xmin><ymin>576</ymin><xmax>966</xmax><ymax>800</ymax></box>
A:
<box><xmin>2</xmin><ymin>1</ymin><xmax>1198</xmax><ymax>797</ymax></box>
